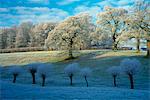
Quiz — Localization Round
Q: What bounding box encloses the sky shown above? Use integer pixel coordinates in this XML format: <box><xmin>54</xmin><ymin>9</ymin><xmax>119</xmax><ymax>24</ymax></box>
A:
<box><xmin>0</xmin><ymin>0</ymin><xmax>143</xmax><ymax>27</ymax></box>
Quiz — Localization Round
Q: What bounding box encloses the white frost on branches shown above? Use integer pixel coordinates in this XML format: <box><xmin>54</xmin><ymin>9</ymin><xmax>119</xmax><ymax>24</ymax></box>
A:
<box><xmin>64</xmin><ymin>63</ymin><xmax>80</xmax><ymax>76</ymax></box>
<box><xmin>107</xmin><ymin>66</ymin><xmax>121</xmax><ymax>76</ymax></box>
<box><xmin>27</xmin><ymin>62</ymin><xmax>42</xmax><ymax>72</ymax></box>
<box><xmin>120</xmin><ymin>58</ymin><xmax>141</xmax><ymax>75</ymax></box>
<box><xmin>80</xmin><ymin>67</ymin><xmax>92</xmax><ymax>77</ymax></box>
<box><xmin>9</xmin><ymin>65</ymin><xmax>23</xmax><ymax>75</ymax></box>
<box><xmin>37</xmin><ymin>63</ymin><xmax>53</xmax><ymax>77</ymax></box>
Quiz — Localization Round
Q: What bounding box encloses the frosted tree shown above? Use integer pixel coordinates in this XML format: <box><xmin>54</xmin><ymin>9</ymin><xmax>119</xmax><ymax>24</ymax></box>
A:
<box><xmin>64</xmin><ymin>63</ymin><xmax>79</xmax><ymax>86</ymax></box>
<box><xmin>80</xmin><ymin>68</ymin><xmax>92</xmax><ymax>87</ymax></box>
<box><xmin>97</xmin><ymin>6</ymin><xmax>128</xmax><ymax>50</ymax></box>
<box><xmin>126</xmin><ymin>1</ymin><xmax>150</xmax><ymax>53</ymax></box>
<box><xmin>120</xmin><ymin>58</ymin><xmax>141</xmax><ymax>89</ymax></box>
<box><xmin>0</xmin><ymin>27</ymin><xmax>17</xmax><ymax>49</ymax></box>
<box><xmin>30</xmin><ymin>22</ymin><xmax>57</xmax><ymax>47</ymax></box>
<box><xmin>107</xmin><ymin>66</ymin><xmax>121</xmax><ymax>87</ymax></box>
<box><xmin>9</xmin><ymin>66</ymin><xmax>22</xmax><ymax>83</ymax></box>
<box><xmin>45</xmin><ymin>13</ymin><xmax>93</xmax><ymax>59</ymax></box>
<box><xmin>37</xmin><ymin>63</ymin><xmax>53</xmax><ymax>86</ymax></box>
<box><xmin>15</xmin><ymin>22</ymin><xmax>33</xmax><ymax>47</ymax></box>
<box><xmin>0</xmin><ymin>28</ymin><xmax>8</xmax><ymax>49</ymax></box>
<box><xmin>27</xmin><ymin>63</ymin><xmax>41</xmax><ymax>84</ymax></box>
<box><xmin>90</xmin><ymin>28</ymin><xmax>113</xmax><ymax>48</ymax></box>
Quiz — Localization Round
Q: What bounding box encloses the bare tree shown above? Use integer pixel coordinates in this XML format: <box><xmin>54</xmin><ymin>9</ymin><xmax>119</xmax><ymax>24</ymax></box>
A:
<box><xmin>64</xmin><ymin>63</ymin><xmax>79</xmax><ymax>86</ymax></box>
<box><xmin>120</xmin><ymin>58</ymin><xmax>141</xmax><ymax>89</ymax></box>
<box><xmin>80</xmin><ymin>68</ymin><xmax>92</xmax><ymax>87</ymax></box>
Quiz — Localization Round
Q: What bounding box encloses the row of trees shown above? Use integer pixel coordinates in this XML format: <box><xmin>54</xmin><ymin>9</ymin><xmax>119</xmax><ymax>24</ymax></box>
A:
<box><xmin>9</xmin><ymin>62</ymin><xmax>91</xmax><ymax>87</ymax></box>
<box><xmin>107</xmin><ymin>58</ymin><xmax>141</xmax><ymax>89</ymax></box>
<box><xmin>0</xmin><ymin>22</ymin><xmax>57</xmax><ymax>49</ymax></box>
<box><xmin>9</xmin><ymin>58</ymin><xmax>141</xmax><ymax>89</ymax></box>
<box><xmin>0</xmin><ymin>1</ymin><xmax>149</xmax><ymax>57</ymax></box>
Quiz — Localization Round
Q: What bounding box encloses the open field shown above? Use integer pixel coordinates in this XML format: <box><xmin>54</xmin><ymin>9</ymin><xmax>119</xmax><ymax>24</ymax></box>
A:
<box><xmin>0</xmin><ymin>50</ymin><xmax>102</xmax><ymax>66</ymax></box>
<box><xmin>0</xmin><ymin>50</ymin><xmax>147</xmax><ymax>66</ymax></box>
<box><xmin>0</xmin><ymin>50</ymin><xmax>149</xmax><ymax>99</ymax></box>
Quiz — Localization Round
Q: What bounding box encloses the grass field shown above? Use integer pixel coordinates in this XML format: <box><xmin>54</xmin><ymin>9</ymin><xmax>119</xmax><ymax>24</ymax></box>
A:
<box><xmin>0</xmin><ymin>50</ymin><xmax>100</xmax><ymax>66</ymax></box>
<box><xmin>0</xmin><ymin>50</ymin><xmax>149</xmax><ymax>89</ymax></box>
<box><xmin>0</xmin><ymin>50</ymin><xmax>149</xmax><ymax>99</ymax></box>
<box><xmin>0</xmin><ymin>50</ymin><xmax>147</xmax><ymax>66</ymax></box>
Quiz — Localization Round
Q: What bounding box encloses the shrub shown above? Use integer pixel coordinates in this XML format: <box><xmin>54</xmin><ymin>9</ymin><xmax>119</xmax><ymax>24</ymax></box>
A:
<box><xmin>37</xmin><ymin>63</ymin><xmax>53</xmax><ymax>86</ymax></box>
<box><xmin>80</xmin><ymin>68</ymin><xmax>92</xmax><ymax>87</ymax></box>
<box><xmin>64</xmin><ymin>63</ymin><xmax>80</xmax><ymax>86</ymax></box>
<box><xmin>120</xmin><ymin>58</ymin><xmax>141</xmax><ymax>89</ymax></box>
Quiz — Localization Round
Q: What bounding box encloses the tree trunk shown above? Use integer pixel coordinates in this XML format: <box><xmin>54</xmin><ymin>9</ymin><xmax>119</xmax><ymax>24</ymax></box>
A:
<box><xmin>68</xmin><ymin>39</ymin><xmax>74</xmax><ymax>59</ymax></box>
<box><xmin>128</xmin><ymin>73</ymin><xmax>134</xmax><ymax>89</ymax></box>
<box><xmin>13</xmin><ymin>74</ymin><xmax>18</xmax><ymax>83</ymax></box>
<box><xmin>85</xmin><ymin>76</ymin><xmax>88</xmax><ymax>87</ymax></box>
<box><xmin>31</xmin><ymin>73</ymin><xmax>36</xmax><ymax>84</ymax></box>
<box><xmin>147</xmin><ymin>40</ymin><xmax>150</xmax><ymax>57</ymax></box>
<box><xmin>136</xmin><ymin>38</ymin><xmax>140</xmax><ymax>53</ymax></box>
<box><xmin>112</xmin><ymin>34</ymin><xmax>118</xmax><ymax>50</ymax></box>
<box><xmin>69</xmin><ymin>74</ymin><xmax>73</xmax><ymax>86</ymax></box>
<box><xmin>113</xmin><ymin>75</ymin><xmax>117</xmax><ymax>87</ymax></box>
<box><xmin>113</xmin><ymin>43</ymin><xmax>118</xmax><ymax>50</ymax></box>
<box><xmin>69</xmin><ymin>49</ymin><xmax>73</xmax><ymax>59</ymax></box>
<box><xmin>42</xmin><ymin>75</ymin><xmax>46</xmax><ymax>87</ymax></box>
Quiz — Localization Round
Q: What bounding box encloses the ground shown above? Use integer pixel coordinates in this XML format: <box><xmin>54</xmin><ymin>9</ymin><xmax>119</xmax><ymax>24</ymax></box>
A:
<box><xmin>0</xmin><ymin>50</ymin><xmax>149</xmax><ymax>99</ymax></box>
<box><xmin>1</xmin><ymin>81</ymin><xmax>149</xmax><ymax>100</ymax></box>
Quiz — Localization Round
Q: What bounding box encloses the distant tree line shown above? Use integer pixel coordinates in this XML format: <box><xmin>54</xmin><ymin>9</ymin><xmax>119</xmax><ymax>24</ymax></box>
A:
<box><xmin>0</xmin><ymin>22</ymin><xmax>57</xmax><ymax>49</ymax></box>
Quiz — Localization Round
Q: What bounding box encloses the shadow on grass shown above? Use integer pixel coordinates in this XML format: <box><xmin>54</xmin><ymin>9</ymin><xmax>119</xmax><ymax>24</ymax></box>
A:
<box><xmin>58</xmin><ymin>50</ymin><xmax>110</xmax><ymax>63</ymax></box>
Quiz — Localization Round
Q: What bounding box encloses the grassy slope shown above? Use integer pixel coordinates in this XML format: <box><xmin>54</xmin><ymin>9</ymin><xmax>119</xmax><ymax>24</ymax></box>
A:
<box><xmin>0</xmin><ymin>50</ymin><xmax>149</xmax><ymax>90</ymax></box>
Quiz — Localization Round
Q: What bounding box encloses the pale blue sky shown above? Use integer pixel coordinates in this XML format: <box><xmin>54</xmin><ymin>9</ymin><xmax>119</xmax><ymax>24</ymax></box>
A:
<box><xmin>0</xmin><ymin>0</ymin><xmax>146</xmax><ymax>27</ymax></box>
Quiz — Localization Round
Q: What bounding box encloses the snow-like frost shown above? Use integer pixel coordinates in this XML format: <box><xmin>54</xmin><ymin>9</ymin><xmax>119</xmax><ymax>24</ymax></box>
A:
<box><xmin>26</xmin><ymin>62</ymin><xmax>43</xmax><ymax>72</ymax></box>
<box><xmin>0</xmin><ymin>80</ymin><xmax>149</xmax><ymax>99</ymax></box>
<box><xmin>120</xmin><ymin>58</ymin><xmax>141</xmax><ymax>75</ymax></box>
<box><xmin>9</xmin><ymin>65</ymin><xmax>23</xmax><ymax>75</ymax></box>
<box><xmin>37</xmin><ymin>63</ymin><xmax>53</xmax><ymax>77</ymax></box>
<box><xmin>64</xmin><ymin>63</ymin><xmax>80</xmax><ymax>76</ymax></box>
<box><xmin>80</xmin><ymin>67</ymin><xmax>92</xmax><ymax>77</ymax></box>
<box><xmin>107</xmin><ymin>66</ymin><xmax>121</xmax><ymax>76</ymax></box>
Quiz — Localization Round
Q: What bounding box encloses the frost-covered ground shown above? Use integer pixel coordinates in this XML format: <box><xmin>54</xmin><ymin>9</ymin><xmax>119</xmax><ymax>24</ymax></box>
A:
<box><xmin>1</xmin><ymin>81</ymin><xmax>149</xmax><ymax>100</ymax></box>
<box><xmin>0</xmin><ymin>50</ymin><xmax>149</xmax><ymax>99</ymax></box>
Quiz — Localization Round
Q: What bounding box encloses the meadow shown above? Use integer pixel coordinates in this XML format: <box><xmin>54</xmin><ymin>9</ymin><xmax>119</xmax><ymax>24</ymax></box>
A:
<box><xmin>0</xmin><ymin>50</ymin><xmax>149</xmax><ymax>99</ymax></box>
